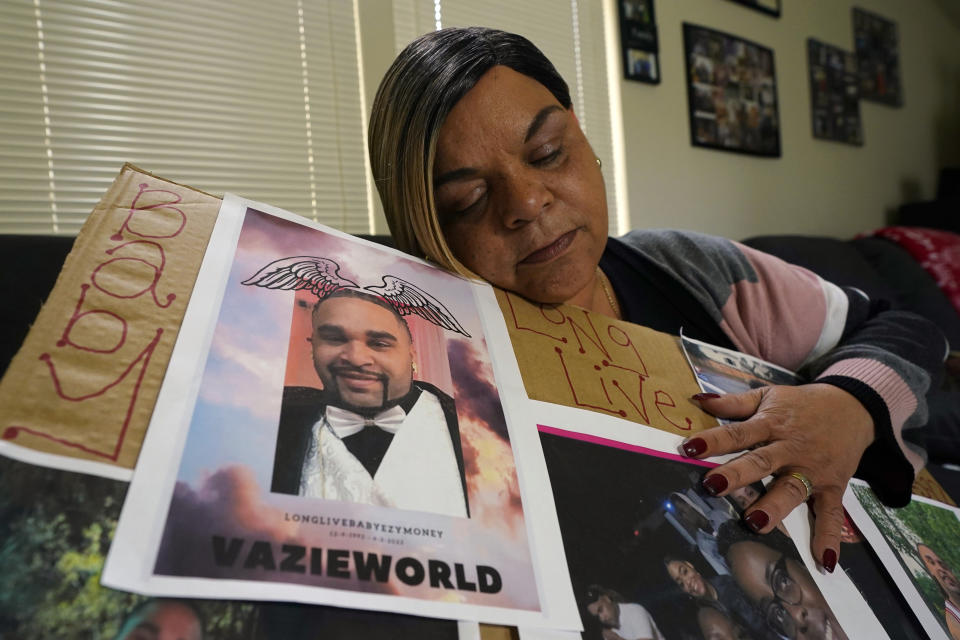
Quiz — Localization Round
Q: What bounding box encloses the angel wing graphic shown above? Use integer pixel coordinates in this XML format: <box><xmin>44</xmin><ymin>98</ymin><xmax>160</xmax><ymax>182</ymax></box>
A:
<box><xmin>365</xmin><ymin>276</ymin><xmax>470</xmax><ymax>338</ymax></box>
<box><xmin>242</xmin><ymin>256</ymin><xmax>471</xmax><ymax>338</ymax></box>
<box><xmin>240</xmin><ymin>256</ymin><xmax>358</xmax><ymax>297</ymax></box>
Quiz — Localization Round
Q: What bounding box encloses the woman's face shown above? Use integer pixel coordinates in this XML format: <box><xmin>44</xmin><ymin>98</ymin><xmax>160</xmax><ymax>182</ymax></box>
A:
<box><xmin>730</xmin><ymin>485</ymin><xmax>760</xmax><ymax>510</ymax></box>
<box><xmin>667</xmin><ymin>559</ymin><xmax>710</xmax><ymax>598</ymax></box>
<box><xmin>728</xmin><ymin>541</ymin><xmax>847</xmax><ymax>640</ymax></box>
<box><xmin>433</xmin><ymin>66</ymin><xmax>608</xmax><ymax>306</ymax></box>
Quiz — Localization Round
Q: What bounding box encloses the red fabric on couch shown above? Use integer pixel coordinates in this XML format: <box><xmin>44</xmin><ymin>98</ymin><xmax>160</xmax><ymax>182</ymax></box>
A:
<box><xmin>870</xmin><ymin>227</ymin><xmax>960</xmax><ymax>317</ymax></box>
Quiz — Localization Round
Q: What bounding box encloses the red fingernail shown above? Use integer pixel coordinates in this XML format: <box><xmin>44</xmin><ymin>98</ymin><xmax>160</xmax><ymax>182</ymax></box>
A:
<box><xmin>744</xmin><ymin>510</ymin><xmax>769</xmax><ymax>532</ymax></box>
<box><xmin>822</xmin><ymin>549</ymin><xmax>837</xmax><ymax>573</ymax></box>
<box><xmin>692</xmin><ymin>393</ymin><xmax>721</xmax><ymax>402</ymax></box>
<box><xmin>702</xmin><ymin>474</ymin><xmax>728</xmax><ymax>496</ymax></box>
<box><xmin>680</xmin><ymin>437</ymin><xmax>707</xmax><ymax>458</ymax></box>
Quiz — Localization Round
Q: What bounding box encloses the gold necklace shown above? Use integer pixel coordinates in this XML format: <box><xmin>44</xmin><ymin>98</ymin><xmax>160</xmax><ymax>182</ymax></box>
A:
<box><xmin>596</xmin><ymin>267</ymin><xmax>621</xmax><ymax>319</ymax></box>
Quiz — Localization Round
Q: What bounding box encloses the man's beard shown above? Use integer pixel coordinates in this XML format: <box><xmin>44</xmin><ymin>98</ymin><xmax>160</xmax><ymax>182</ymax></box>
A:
<box><xmin>326</xmin><ymin>365</ymin><xmax>391</xmax><ymax>415</ymax></box>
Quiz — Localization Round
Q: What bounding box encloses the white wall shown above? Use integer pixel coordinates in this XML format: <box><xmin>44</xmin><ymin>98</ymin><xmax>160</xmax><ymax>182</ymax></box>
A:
<box><xmin>615</xmin><ymin>0</ymin><xmax>960</xmax><ymax>239</ymax></box>
<box><xmin>362</xmin><ymin>0</ymin><xmax>960</xmax><ymax>240</ymax></box>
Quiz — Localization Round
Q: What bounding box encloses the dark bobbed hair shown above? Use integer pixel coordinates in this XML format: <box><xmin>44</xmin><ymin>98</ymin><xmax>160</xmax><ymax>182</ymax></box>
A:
<box><xmin>368</xmin><ymin>27</ymin><xmax>571</xmax><ymax>273</ymax></box>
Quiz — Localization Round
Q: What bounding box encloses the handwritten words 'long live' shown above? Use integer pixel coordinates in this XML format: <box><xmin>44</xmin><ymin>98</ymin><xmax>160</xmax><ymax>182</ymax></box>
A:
<box><xmin>496</xmin><ymin>290</ymin><xmax>715</xmax><ymax>435</ymax></box>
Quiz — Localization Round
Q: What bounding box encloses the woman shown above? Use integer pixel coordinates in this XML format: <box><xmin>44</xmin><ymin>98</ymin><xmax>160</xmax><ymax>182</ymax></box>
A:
<box><xmin>723</xmin><ymin>538</ymin><xmax>848</xmax><ymax>640</ymax></box>
<box><xmin>664</xmin><ymin>556</ymin><xmax>771</xmax><ymax>640</ymax></box>
<box><xmin>368</xmin><ymin>27</ymin><xmax>946</xmax><ymax>571</ymax></box>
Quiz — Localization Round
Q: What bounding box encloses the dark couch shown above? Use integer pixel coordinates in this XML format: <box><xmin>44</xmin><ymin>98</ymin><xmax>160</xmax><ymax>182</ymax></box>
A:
<box><xmin>3</xmin><ymin>229</ymin><xmax>959</xmax><ymax>496</ymax></box>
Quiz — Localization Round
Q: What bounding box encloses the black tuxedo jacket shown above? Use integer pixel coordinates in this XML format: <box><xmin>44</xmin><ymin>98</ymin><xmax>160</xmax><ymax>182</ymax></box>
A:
<box><xmin>270</xmin><ymin>381</ymin><xmax>470</xmax><ymax>516</ymax></box>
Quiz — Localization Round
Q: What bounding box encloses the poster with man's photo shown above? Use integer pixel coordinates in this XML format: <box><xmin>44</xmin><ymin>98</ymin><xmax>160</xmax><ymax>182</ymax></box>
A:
<box><xmin>515</xmin><ymin>402</ymin><xmax>886</xmax><ymax>640</ymax></box>
<box><xmin>102</xmin><ymin>196</ymin><xmax>579</xmax><ymax>629</ymax></box>
<box><xmin>846</xmin><ymin>481</ymin><xmax>960</xmax><ymax>640</ymax></box>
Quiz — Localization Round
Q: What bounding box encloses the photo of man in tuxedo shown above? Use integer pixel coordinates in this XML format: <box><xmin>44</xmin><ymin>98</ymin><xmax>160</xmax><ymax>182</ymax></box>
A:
<box><xmin>271</xmin><ymin>288</ymin><xmax>469</xmax><ymax>518</ymax></box>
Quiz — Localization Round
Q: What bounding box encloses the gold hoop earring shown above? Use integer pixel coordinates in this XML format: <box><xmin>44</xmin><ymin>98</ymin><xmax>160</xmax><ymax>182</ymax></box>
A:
<box><xmin>596</xmin><ymin>157</ymin><xmax>602</xmax><ymax>168</ymax></box>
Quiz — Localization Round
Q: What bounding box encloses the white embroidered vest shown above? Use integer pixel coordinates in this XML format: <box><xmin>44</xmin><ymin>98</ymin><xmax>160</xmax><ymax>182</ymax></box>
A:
<box><xmin>299</xmin><ymin>390</ymin><xmax>467</xmax><ymax>518</ymax></box>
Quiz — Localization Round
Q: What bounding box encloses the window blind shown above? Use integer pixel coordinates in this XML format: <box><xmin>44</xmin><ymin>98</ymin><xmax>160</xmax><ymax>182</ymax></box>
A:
<box><xmin>393</xmin><ymin>0</ymin><xmax>622</xmax><ymax>236</ymax></box>
<box><xmin>0</xmin><ymin>0</ymin><xmax>370</xmax><ymax>235</ymax></box>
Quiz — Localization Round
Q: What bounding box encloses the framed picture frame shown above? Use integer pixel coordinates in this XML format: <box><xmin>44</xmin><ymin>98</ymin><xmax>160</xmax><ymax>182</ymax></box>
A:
<box><xmin>682</xmin><ymin>23</ymin><xmax>781</xmax><ymax>157</ymax></box>
<box><xmin>619</xmin><ymin>0</ymin><xmax>660</xmax><ymax>84</ymax></box>
<box><xmin>807</xmin><ymin>38</ymin><xmax>863</xmax><ymax>145</ymax></box>
<box><xmin>726</xmin><ymin>0</ymin><xmax>781</xmax><ymax>17</ymax></box>
<box><xmin>853</xmin><ymin>7</ymin><xmax>902</xmax><ymax>106</ymax></box>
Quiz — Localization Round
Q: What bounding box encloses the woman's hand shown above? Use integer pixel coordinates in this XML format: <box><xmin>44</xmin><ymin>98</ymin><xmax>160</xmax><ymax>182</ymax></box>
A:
<box><xmin>679</xmin><ymin>383</ymin><xmax>875</xmax><ymax>573</ymax></box>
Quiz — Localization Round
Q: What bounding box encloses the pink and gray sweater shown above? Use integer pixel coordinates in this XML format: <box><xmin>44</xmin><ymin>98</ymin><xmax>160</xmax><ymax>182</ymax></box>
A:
<box><xmin>602</xmin><ymin>230</ymin><xmax>949</xmax><ymax>506</ymax></box>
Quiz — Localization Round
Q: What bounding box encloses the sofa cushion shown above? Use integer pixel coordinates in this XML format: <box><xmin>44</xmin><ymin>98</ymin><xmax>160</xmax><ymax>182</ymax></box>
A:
<box><xmin>852</xmin><ymin>235</ymin><xmax>960</xmax><ymax>349</ymax></box>
<box><xmin>742</xmin><ymin>234</ymin><xmax>960</xmax><ymax>350</ymax></box>
<box><xmin>0</xmin><ymin>235</ymin><xmax>75</xmax><ymax>377</ymax></box>
<box><xmin>740</xmin><ymin>234</ymin><xmax>899</xmax><ymax>301</ymax></box>
<box><xmin>868</xmin><ymin>227</ymin><xmax>960</xmax><ymax>316</ymax></box>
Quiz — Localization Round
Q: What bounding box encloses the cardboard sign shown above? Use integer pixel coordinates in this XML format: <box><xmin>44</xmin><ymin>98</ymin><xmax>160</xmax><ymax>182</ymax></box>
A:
<box><xmin>495</xmin><ymin>289</ymin><xmax>716</xmax><ymax>435</ymax></box>
<box><xmin>0</xmin><ymin>164</ymin><xmax>221</xmax><ymax>475</ymax></box>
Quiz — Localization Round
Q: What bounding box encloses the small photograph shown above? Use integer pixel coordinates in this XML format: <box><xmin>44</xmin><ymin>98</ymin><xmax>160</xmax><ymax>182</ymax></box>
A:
<box><xmin>853</xmin><ymin>7</ymin><xmax>903</xmax><ymax>106</ymax></box>
<box><xmin>619</xmin><ymin>0</ymin><xmax>660</xmax><ymax>84</ymax></box>
<box><xmin>808</xmin><ymin>39</ymin><xmax>863</xmax><ymax>145</ymax></box>
<box><xmin>621</xmin><ymin>0</ymin><xmax>653</xmax><ymax>22</ymax></box>
<box><xmin>626</xmin><ymin>49</ymin><xmax>659</xmax><ymax>83</ymax></box>
<box><xmin>726</xmin><ymin>0</ymin><xmax>781</xmax><ymax>17</ymax></box>
<box><xmin>134</xmin><ymin>207</ymin><xmax>540</xmax><ymax>613</ymax></box>
<box><xmin>680</xmin><ymin>336</ymin><xmax>801</xmax><ymax>396</ymax></box>
<box><xmin>0</xmin><ymin>457</ymin><xmax>464</xmax><ymax>640</ymax></box>
<box><xmin>539</xmin><ymin>425</ymin><xmax>851</xmax><ymax>640</ymax></box>
<box><xmin>850</xmin><ymin>484</ymin><xmax>960</xmax><ymax>640</ymax></box>
<box><xmin>693</xmin><ymin>116</ymin><xmax>718</xmax><ymax>146</ymax></box>
<box><xmin>833</xmin><ymin>511</ymin><xmax>929</xmax><ymax>640</ymax></box>
<box><xmin>683</xmin><ymin>23</ymin><xmax>780</xmax><ymax>157</ymax></box>
<box><xmin>692</xmin><ymin>85</ymin><xmax>716</xmax><ymax>115</ymax></box>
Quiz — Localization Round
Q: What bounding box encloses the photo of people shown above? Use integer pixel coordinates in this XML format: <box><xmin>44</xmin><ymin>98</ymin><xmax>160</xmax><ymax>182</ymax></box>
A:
<box><xmin>99</xmin><ymin>202</ymin><xmax>558</xmax><ymax>624</ymax></box>
<box><xmin>626</xmin><ymin>49</ymin><xmax>659</xmax><ymax>83</ymax></box>
<box><xmin>619</xmin><ymin>0</ymin><xmax>660</xmax><ymax>84</ymax></box>
<box><xmin>853</xmin><ymin>7</ymin><xmax>902</xmax><ymax>106</ymax></box>
<box><xmin>539</xmin><ymin>424</ymin><xmax>848</xmax><ymax>640</ymax></box>
<box><xmin>808</xmin><ymin>39</ymin><xmax>863</xmax><ymax>146</ymax></box>
<box><xmin>850</xmin><ymin>483</ymin><xmax>960</xmax><ymax>640</ymax></box>
<box><xmin>832</xmin><ymin>512</ymin><xmax>929</xmax><ymax>640</ymax></box>
<box><xmin>683</xmin><ymin>23</ymin><xmax>780</xmax><ymax>157</ymax></box>
<box><xmin>272</xmin><ymin>287</ymin><xmax>469</xmax><ymax>518</ymax></box>
<box><xmin>680</xmin><ymin>337</ymin><xmax>927</xmax><ymax>639</ymax></box>
<box><xmin>680</xmin><ymin>336</ymin><xmax>801</xmax><ymax>396</ymax></box>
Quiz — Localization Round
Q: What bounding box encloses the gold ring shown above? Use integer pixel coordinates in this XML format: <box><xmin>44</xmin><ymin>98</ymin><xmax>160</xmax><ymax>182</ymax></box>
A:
<box><xmin>789</xmin><ymin>472</ymin><xmax>813</xmax><ymax>501</ymax></box>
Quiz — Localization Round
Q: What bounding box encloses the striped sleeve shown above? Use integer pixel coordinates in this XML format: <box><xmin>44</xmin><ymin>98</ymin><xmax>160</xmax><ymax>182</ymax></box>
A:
<box><xmin>620</xmin><ymin>230</ymin><xmax>948</xmax><ymax>505</ymax></box>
